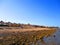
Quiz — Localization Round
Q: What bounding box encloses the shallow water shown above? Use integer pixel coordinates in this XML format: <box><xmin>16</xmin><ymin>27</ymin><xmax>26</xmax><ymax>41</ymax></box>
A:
<box><xmin>39</xmin><ymin>29</ymin><xmax>60</xmax><ymax>45</ymax></box>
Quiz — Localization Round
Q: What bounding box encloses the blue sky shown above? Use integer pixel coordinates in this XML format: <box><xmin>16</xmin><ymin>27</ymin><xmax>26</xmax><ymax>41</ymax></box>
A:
<box><xmin>0</xmin><ymin>0</ymin><xmax>60</xmax><ymax>26</ymax></box>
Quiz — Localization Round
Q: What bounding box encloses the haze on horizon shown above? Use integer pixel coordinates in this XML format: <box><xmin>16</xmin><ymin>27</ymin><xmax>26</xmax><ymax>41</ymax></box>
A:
<box><xmin>0</xmin><ymin>0</ymin><xmax>60</xmax><ymax>27</ymax></box>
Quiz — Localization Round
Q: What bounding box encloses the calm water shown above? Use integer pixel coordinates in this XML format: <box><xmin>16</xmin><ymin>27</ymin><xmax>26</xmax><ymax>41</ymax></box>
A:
<box><xmin>38</xmin><ymin>29</ymin><xmax>60</xmax><ymax>45</ymax></box>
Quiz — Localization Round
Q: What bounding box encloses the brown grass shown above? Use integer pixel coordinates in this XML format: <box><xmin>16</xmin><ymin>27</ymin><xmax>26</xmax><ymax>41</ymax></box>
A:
<box><xmin>0</xmin><ymin>27</ymin><xmax>56</xmax><ymax>45</ymax></box>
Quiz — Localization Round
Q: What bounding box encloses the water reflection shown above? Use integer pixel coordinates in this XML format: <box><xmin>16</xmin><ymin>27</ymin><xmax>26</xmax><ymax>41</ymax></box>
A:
<box><xmin>42</xmin><ymin>29</ymin><xmax>60</xmax><ymax>45</ymax></box>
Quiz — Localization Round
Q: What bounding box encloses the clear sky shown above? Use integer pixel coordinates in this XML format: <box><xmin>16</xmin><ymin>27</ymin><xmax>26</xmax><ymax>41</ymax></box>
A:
<box><xmin>0</xmin><ymin>0</ymin><xmax>60</xmax><ymax>26</ymax></box>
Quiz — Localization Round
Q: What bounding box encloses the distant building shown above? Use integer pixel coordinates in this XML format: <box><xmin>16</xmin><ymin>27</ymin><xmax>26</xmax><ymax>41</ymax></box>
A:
<box><xmin>0</xmin><ymin>21</ymin><xmax>4</xmax><ymax>25</ymax></box>
<box><xmin>0</xmin><ymin>21</ymin><xmax>8</xmax><ymax>27</ymax></box>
